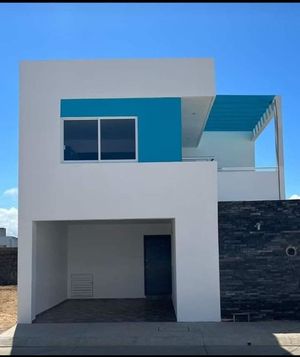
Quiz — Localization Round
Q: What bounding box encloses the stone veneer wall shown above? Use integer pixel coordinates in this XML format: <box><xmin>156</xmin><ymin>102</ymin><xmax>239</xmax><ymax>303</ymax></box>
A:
<box><xmin>218</xmin><ymin>199</ymin><xmax>300</xmax><ymax>321</ymax></box>
<box><xmin>0</xmin><ymin>248</ymin><xmax>17</xmax><ymax>285</ymax></box>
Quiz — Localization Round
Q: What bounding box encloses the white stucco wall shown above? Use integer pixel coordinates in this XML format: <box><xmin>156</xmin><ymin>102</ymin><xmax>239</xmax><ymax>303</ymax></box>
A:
<box><xmin>19</xmin><ymin>58</ymin><xmax>215</xmax><ymax>99</ymax></box>
<box><xmin>218</xmin><ymin>170</ymin><xmax>279</xmax><ymax>201</ymax></box>
<box><xmin>183</xmin><ymin>131</ymin><xmax>255</xmax><ymax>168</ymax></box>
<box><xmin>19</xmin><ymin>161</ymin><xmax>220</xmax><ymax>322</ymax></box>
<box><xmin>67</xmin><ymin>221</ymin><xmax>172</xmax><ymax>299</ymax></box>
<box><xmin>19</xmin><ymin>59</ymin><xmax>220</xmax><ymax>323</ymax></box>
<box><xmin>34</xmin><ymin>221</ymin><xmax>68</xmax><ymax>316</ymax></box>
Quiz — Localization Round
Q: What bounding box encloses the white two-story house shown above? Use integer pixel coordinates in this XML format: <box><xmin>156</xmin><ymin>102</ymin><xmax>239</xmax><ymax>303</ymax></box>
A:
<box><xmin>18</xmin><ymin>58</ymin><xmax>285</xmax><ymax>323</ymax></box>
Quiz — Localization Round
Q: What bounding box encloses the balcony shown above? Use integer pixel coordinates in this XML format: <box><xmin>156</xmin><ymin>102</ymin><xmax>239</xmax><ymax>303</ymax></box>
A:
<box><xmin>217</xmin><ymin>166</ymin><xmax>279</xmax><ymax>201</ymax></box>
<box><xmin>183</xmin><ymin>157</ymin><xmax>279</xmax><ymax>201</ymax></box>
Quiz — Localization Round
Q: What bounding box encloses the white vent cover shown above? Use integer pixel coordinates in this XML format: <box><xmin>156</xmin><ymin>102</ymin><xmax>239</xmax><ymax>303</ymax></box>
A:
<box><xmin>71</xmin><ymin>273</ymin><xmax>93</xmax><ymax>298</ymax></box>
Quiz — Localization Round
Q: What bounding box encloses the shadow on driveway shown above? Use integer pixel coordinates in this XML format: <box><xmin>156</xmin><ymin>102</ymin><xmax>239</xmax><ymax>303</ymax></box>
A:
<box><xmin>1</xmin><ymin>321</ymin><xmax>300</xmax><ymax>355</ymax></box>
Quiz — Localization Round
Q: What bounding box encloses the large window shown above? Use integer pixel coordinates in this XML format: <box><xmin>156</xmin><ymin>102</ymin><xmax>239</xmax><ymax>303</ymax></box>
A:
<box><xmin>63</xmin><ymin>117</ymin><xmax>137</xmax><ymax>162</ymax></box>
<box><xmin>64</xmin><ymin>120</ymin><xmax>98</xmax><ymax>161</ymax></box>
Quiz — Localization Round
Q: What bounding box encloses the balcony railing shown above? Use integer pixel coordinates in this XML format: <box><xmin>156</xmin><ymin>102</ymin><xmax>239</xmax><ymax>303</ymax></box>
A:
<box><xmin>182</xmin><ymin>157</ymin><xmax>277</xmax><ymax>172</ymax></box>
<box><xmin>182</xmin><ymin>156</ymin><xmax>215</xmax><ymax>162</ymax></box>
<box><xmin>218</xmin><ymin>166</ymin><xmax>278</xmax><ymax>172</ymax></box>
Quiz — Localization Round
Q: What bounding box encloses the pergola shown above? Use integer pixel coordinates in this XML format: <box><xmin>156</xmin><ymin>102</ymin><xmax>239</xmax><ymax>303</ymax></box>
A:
<box><xmin>204</xmin><ymin>94</ymin><xmax>285</xmax><ymax>199</ymax></box>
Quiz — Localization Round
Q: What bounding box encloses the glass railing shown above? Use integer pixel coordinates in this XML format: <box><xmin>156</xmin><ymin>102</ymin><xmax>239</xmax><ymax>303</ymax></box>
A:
<box><xmin>218</xmin><ymin>167</ymin><xmax>278</xmax><ymax>172</ymax></box>
<box><xmin>182</xmin><ymin>157</ymin><xmax>277</xmax><ymax>172</ymax></box>
<box><xmin>182</xmin><ymin>156</ymin><xmax>215</xmax><ymax>162</ymax></box>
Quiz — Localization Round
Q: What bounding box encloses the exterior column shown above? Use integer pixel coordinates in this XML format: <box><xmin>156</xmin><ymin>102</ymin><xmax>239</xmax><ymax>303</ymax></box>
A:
<box><xmin>17</xmin><ymin>219</ymin><xmax>35</xmax><ymax>323</ymax></box>
<box><xmin>274</xmin><ymin>96</ymin><xmax>285</xmax><ymax>200</ymax></box>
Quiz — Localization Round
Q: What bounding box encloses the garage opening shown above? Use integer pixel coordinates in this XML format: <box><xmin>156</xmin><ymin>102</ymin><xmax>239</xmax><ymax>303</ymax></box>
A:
<box><xmin>32</xmin><ymin>219</ymin><xmax>177</xmax><ymax>323</ymax></box>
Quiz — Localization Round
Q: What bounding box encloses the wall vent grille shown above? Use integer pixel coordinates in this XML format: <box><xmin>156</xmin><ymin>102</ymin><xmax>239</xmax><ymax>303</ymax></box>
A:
<box><xmin>71</xmin><ymin>273</ymin><xmax>93</xmax><ymax>298</ymax></box>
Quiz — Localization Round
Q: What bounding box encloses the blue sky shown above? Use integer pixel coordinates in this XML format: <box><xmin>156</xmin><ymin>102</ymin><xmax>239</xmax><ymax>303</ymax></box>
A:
<box><xmin>0</xmin><ymin>3</ymin><xmax>299</xmax><ymax>235</ymax></box>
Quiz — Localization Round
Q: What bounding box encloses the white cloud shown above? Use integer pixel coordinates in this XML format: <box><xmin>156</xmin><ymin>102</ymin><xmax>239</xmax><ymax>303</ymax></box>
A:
<box><xmin>3</xmin><ymin>187</ymin><xmax>18</xmax><ymax>198</ymax></box>
<box><xmin>289</xmin><ymin>194</ymin><xmax>300</xmax><ymax>200</ymax></box>
<box><xmin>0</xmin><ymin>207</ymin><xmax>18</xmax><ymax>237</ymax></box>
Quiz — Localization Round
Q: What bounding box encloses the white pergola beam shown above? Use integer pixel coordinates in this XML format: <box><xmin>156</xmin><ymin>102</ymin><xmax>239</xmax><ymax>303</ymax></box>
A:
<box><xmin>251</xmin><ymin>101</ymin><xmax>275</xmax><ymax>141</ymax></box>
<box><xmin>252</xmin><ymin>96</ymin><xmax>285</xmax><ymax>199</ymax></box>
<box><xmin>274</xmin><ymin>95</ymin><xmax>285</xmax><ymax>199</ymax></box>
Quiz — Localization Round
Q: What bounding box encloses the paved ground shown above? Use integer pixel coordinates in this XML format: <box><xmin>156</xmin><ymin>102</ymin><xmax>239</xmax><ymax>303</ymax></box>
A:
<box><xmin>1</xmin><ymin>321</ymin><xmax>300</xmax><ymax>355</ymax></box>
<box><xmin>1</xmin><ymin>345</ymin><xmax>300</xmax><ymax>355</ymax></box>
<box><xmin>33</xmin><ymin>298</ymin><xmax>176</xmax><ymax>323</ymax></box>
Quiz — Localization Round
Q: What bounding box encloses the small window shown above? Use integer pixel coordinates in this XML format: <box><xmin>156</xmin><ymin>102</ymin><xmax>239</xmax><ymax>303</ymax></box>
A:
<box><xmin>64</xmin><ymin>120</ymin><xmax>98</xmax><ymax>161</ymax></box>
<box><xmin>100</xmin><ymin>119</ymin><xmax>136</xmax><ymax>160</ymax></box>
<box><xmin>62</xmin><ymin>117</ymin><xmax>137</xmax><ymax>162</ymax></box>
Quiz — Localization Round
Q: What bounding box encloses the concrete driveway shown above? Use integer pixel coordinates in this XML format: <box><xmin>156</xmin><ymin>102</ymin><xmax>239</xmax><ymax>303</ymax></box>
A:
<box><xmin>1</xmin><ymin>321</ymin><xmax>300</xmax><ymax>355</ymax></box>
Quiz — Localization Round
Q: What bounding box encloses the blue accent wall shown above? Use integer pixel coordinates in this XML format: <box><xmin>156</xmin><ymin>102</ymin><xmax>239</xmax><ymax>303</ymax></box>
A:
<box><xmin>61</xmin><ymin>98</ymin><xmax>182</xmax><ymax>162</ymax></box>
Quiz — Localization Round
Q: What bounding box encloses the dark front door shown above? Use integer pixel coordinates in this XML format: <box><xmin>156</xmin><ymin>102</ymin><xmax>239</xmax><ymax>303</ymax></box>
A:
<box><xmin>144</xmin><ymin>235</ymin><xmax>172</xmax><ymax>296</ymax></box>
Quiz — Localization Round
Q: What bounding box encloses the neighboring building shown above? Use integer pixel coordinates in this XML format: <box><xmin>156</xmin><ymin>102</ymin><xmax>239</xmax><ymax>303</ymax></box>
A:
<box><xmin>0</xmin><ymin>228</ymin><xmax>18</xmax><ymax>248</ymax></box>
<box><xmin>0</xmin><ymin>227</ymin><xmax>18</xmax><ymax>285</ymax></box>
<box><xmin>18</xmin><ymin>58</ymin><xmax>285</xmax><ymax>323</ymax></box>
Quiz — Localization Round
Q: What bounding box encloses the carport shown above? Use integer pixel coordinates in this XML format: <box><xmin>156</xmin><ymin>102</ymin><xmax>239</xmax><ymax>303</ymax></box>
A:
<box><xmin>32</xmin><ymin>219</ymin><xmax>177</xmax><ymax>323</ymax></box>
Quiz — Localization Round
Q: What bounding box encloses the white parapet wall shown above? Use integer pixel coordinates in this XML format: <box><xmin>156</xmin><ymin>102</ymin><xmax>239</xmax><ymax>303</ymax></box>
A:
<box><xmin>218</xmin><ymin>170</ymin><xmax>279</xmax><ymax>201</ymax></box>
<box><xmin>19</xmin><ymin>58</ymin><xmax>215</xmax><ymax>100</ymax></box>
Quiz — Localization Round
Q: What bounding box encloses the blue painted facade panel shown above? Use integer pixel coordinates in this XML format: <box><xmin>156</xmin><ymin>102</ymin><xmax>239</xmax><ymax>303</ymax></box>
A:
<box><xmin>61</xmin><ymin>98</ymin><xmax>182</xmax><ymax>162</ymax></box>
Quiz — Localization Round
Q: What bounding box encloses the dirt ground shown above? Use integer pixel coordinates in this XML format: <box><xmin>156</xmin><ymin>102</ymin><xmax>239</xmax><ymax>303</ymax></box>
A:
<box><xmin>0</xmin><ymin>286</ymin><xmax>17</xmax><ymax>333</ymax></box>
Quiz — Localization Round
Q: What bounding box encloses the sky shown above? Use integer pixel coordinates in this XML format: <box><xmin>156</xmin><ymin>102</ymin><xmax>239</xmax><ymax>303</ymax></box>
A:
<box><xmin>0</xmin><ymin>3</ymin><xmax>299</xmax><ymax>236</ymax></box>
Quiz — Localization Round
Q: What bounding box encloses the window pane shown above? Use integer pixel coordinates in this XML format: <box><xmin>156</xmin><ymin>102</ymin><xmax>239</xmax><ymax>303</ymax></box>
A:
<box><xmin>100</xmin><ymin>119</ymin><xmax>136</xmax><ymax>160</ymax></box>
<box><xmin>64</xmin><ymin>120</ymin><xmax>98</xmax><ymax>161</ymax></box>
